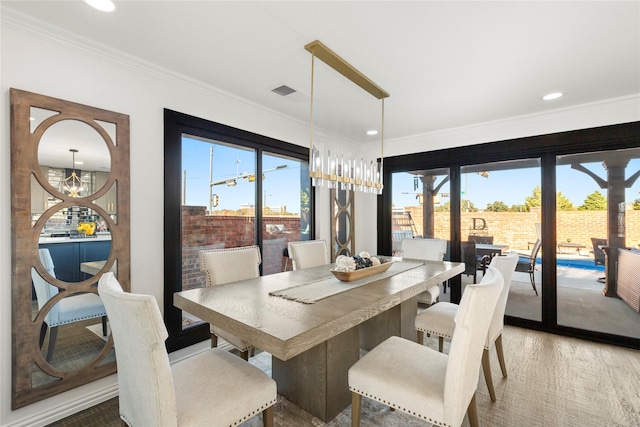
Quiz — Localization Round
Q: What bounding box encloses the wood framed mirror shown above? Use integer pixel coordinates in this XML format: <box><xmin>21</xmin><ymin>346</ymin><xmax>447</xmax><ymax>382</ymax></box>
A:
<box><xmin>10</xmin><ymin>89</ymin><xmax>130</xmax><ymax>409</ymax></box>
<box><xmin>330</xmin><ymin>188</ymin><xmax>355</xmax><ymax>261</ymax></box>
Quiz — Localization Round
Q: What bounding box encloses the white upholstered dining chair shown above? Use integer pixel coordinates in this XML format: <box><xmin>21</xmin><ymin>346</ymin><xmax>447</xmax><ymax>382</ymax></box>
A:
<box><xmin>32</xmin><ymin>248</ymin><xmax>107</xmax><ymax>362</ymax></box>
<box><xmin>349</xmin><ymin>266</ymin><xmax>504</xmax><ymax>427</ymax></box>
<box><xmin>199</xmin><ymin>246</ymin><xmax>261</xmax><ymax>360</ymax></box>
<box><xmin>98</xmin><ymin>272</ymin><xmax>277</xmax><ymax>427</ymax></box>
<box><xmin>415</xmin><ymin>251</ymin><xmax>518</xmax><ymax>402</ymax></box>
<box><xmin>287</xmin><ymin>239</ymin><xmax>329</xmax><ymax>270</ymax></box>
<box><xmin>401</xmin><ymin>237</ymin><xmax>447</xmax><ymax>305</ymax></box>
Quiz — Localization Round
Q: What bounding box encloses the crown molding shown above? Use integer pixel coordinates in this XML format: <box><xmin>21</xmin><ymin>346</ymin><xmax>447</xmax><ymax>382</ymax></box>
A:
<box><xmin>1</xmin><ymin>6</ymin><xmax>356</xmax><ymax>146</ymax></box>
<box><xmin>385</xmin><ymin>94</ymin><xmax>640</xmax><ymax>154</ymax></box>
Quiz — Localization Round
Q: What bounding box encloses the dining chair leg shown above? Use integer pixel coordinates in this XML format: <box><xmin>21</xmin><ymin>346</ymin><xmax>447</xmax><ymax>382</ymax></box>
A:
<box><xmin>482</xmin><ymin>349</ymin><xmax>497</xmax><ymax>402</ymax></box>
<box><xmin>467</xmin><ymin>392</ymin><xmax>479</xmax><ymax>427</ymax></box>
<box><xmin>351</xmin><ymin>392</ymin><xmax>362</xmax><ymax>427</ymax></box>
<box><xmin>102</xmin><ymin>316</ymin><xmax>108</xmax><ymax>336</ymax></box>
<box><xmin>438</xmin><ymin>336</ymin><xmax>444</xmax><ymax>353</ymax></box>
<box><xmin>240</xmin><ymin>350</ymin><xmax>249</xmax><ymax>361</ymax></box>
<box><xmin>210</xmin><ymin>333</ymin><xmax>218</xmax><ymax>348</ymax></box>
<box><xmin>39</xmin><ymin>322</ymin><xmax>47</xmax><ymax>348</ymax></box>
<box><xmin>529</xmin><ymin>271</ymin><xmax>538</xmax><ymax>296</ymax></box>
<box><xmin>417</xmin><ymin>330</ymin><xmax>424</xmax><ymax>345</ymax></box>
<box><xmin>46</xmin><ymin>326</ymin><xmax>58</xmax><ymax>362</ymax></box>
<box><xmin>495</xmin><ymin>334</ymin><xmax>508</xmax><ymax>378</ymax></box>
<box><xmin>262</xmin><ymin>405</ymin><xmax>274</xmax><ymax>427</ymax></box>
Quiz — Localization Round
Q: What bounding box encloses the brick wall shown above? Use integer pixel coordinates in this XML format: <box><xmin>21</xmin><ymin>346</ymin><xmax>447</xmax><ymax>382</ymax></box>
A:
<box><xmin>401</xmin><ymin>206</ymin><xmax>640</xmax><ymax>251</ymax></box>
<box><xmin>181</xmin><ymin>206</ymin><xmax>301</xmax><ymax>290</ymax></box>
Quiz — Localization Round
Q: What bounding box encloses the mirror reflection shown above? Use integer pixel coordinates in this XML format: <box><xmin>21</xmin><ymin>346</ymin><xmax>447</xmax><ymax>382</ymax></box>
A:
<box><xmin>36</xmin><ymin>116</ymin><xmax>111</xmax><ymax>198</ymax></box>
<box><xmin>13</xmin><ymin>89</ymin><xmax>129</xmax><ymax>409</ymax></box>
<box><xmin>37</xmin><ymin>206</ymin><xmax>112</xmax><ymax>283</ymax></box>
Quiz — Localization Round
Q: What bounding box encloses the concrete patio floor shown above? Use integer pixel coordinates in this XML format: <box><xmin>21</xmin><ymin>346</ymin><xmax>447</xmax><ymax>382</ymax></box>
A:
<box><xmin>440</xmin><ymin>253</ymin><xmax>640</xmax><ymax>340</ymax></box>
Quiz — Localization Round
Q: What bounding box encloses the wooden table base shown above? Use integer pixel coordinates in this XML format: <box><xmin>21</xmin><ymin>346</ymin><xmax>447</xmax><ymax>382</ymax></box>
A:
<box><xmin>272</xmin><ymin>326</ymin><xmax>360</xmax><ymax>422</ymax></box>
<box><xmin>272</xmin><ymin>295</ymin><xmax>420</xmax><ymax>421</ymax></box>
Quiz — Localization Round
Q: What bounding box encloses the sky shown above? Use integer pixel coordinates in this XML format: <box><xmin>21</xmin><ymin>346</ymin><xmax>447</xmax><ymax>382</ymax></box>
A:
<box><xmin>183</xmin><ymin>136</ymin><xmax>640</xmax><ymax>213</ymax></box>
<box><xmin>182</xmin><ymin>136</ymin><xmax>306</xmax><ymax>213</ymax></box>
<box><xmin>392</xmin><ymin>158</ymin><xmax>640</xmax><ymax>210</ymax></box>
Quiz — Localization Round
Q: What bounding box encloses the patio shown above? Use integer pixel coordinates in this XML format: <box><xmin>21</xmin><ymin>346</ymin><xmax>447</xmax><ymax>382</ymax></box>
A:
<box><xmin>442</xmin><ymin>252</ymin><xmax>640</xmax><ymax>340</ymax></box>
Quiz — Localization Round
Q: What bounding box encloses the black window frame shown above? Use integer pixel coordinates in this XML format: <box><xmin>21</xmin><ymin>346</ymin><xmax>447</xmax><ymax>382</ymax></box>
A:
<box><xmin>378</xmin><ymin>121</ymin><xmax>640</xmax><ymax>350</ymax></box>
<box><xmin>164</xmin><ymin>109</ymin><xmax>311</xmax><ymax>352</ymax></box>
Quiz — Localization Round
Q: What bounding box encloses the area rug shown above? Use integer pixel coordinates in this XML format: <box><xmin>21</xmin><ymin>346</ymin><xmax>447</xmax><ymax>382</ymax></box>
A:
<box><xmin>86</xmin><ymin>323</ymin><xmax>110</xmax><ymax>342</ymax></box>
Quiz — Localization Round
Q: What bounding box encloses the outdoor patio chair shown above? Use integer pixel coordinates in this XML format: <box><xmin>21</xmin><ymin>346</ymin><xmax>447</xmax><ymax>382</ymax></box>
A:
<box><xmin>461</xmin><ymin>241</ymin><xmax>489</xmax><ymax>284</ymax></box>
<box><xmin>591</xmin><ymin>238</ymin><xmax>607</xmax><ymax>266</ymax></box>
<box><xmin>515</xmin><ymin>238</ymin><xmax>541</xmax><ymax>296</ymax></box>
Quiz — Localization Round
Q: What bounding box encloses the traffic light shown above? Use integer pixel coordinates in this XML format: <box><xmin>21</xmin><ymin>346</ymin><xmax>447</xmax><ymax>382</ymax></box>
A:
<box><xmin>212</xmin><ymin>194</ymin><xmax>219</xmax><ymax>207</ymax></box>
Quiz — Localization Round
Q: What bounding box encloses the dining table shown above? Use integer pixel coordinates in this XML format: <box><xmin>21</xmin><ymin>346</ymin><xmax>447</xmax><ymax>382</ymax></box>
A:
<box><xmin>174</xmin><ymin>259</ymin><xmax>464</xmax><ymax>422</ymax></box>
<box><xmin>79</xmin><ymin>260</ymin><xmax>106</xmax><ymax>276</ymax></box>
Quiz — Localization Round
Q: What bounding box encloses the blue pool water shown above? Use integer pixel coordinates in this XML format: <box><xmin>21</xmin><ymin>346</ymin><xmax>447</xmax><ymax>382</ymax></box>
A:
<box><xmin>535</xmin><ymin>257</ymin><xmax>605</xmax><ymax>272</ymax></box>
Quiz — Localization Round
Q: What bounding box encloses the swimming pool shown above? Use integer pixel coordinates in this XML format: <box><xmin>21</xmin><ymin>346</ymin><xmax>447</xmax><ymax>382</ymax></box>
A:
<box><xmin>535</xmin><ymin>257</ymin><xmax>605</xmax><ymax>271</ymax></box>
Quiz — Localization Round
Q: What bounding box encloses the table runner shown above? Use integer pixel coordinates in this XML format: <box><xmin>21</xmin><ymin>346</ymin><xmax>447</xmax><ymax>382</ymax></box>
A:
<box><xmin>269</xmin><ymin>261</ymin><xmax>423</xmax><ymax>304</ymax></box>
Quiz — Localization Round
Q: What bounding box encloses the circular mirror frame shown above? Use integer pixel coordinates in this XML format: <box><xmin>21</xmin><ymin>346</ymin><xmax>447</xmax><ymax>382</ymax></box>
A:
<box><xmin>10</xmin><ymin>88</ymin><xmax>130</xmax><ymax>409</ymax></box>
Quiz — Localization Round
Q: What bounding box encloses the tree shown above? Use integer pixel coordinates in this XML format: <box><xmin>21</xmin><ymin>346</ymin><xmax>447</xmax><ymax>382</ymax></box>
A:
<box><xmin>485</xmin><ymin>201</ymin><xmax>509</xmax><ymax>212</ymax></box>
<box><xmin>525</xmin><ymin>186</ymin><xmax>542</xmax><ymax>209</ymax></box>
<box><xmin>525</xmin><ymin>186</ymin><xmax>574</xmax><ymax>211</ymax></box>
<box><xmin>633</xmin><ymin>192</ymin><xmax>640</xmax><ymax>210</ymax></box>
<box><xmin>461</xmin><ymin>200</ymin><xmax>478</xmax><ymax>212</ymax></box>
<box><xmin>435</xmin><ymin>201</ymin><xmax>450</xmax><ymax>212</ymax></box>
<box><xmin>510</xmin><ymin>203</ymin><xmax>528</xmax><ymax>212</ymax></box>
<box><xmin>578</xmin><ymin>190</ymin><xmax>607</xmax><ymax>210</ymax></box>
<box><xmin>557</xmin><ymin>192</ymin><xmax>574</xmax><ymax>211</ymax></box>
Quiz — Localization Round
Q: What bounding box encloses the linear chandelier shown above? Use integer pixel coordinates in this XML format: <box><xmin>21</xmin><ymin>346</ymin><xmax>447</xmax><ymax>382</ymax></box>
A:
<box><xmin>305</xmin><ymin>40</ymin><xmax>390</xmax><ymax>195</ymax></box>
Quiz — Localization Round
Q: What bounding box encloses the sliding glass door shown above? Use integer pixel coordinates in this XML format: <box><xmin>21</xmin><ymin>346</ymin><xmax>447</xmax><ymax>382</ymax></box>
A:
<box><xmin>391</xmin><ymin>169</ymin><xmax>451</xmax><ymax>253</ymax></box>
<box><xmin>460</xmin><ymin>160</ymin><xmax>542</xmax><ymax>321</ymax></box>
<box><xmin>261</xmin><ymin>152</ymin><xmax>310</xmax><ymax>275</ymax></box>
<box><xmin>164</xmin><ymin>109</ymin><xmax>310</xmax><ymax>350</ymax></box>
<box><xmin>556</xmin><ymin>148</ymin><xmax>640</xmax><ymax>339</ymax></box>
<box><xmin>379</xmin><ymin>121</ymin><xmax>640</xmax><ymax>349</ymax></box>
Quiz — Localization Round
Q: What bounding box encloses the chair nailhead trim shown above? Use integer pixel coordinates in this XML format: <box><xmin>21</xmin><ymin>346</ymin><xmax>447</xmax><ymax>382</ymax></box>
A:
<box><xmin>349</xmin><ymin>387</ymin><xmax>450</xmax><ymax>427</ymax></box>
<box><xmin>229</xmin><ymin>398</ymin><xmax>277</xmax><ymax>427</ymax></box>
<box><xmin>415</xmin><ymin>327</ymin><xmax>453</xmax><ymax>339</ymax></box>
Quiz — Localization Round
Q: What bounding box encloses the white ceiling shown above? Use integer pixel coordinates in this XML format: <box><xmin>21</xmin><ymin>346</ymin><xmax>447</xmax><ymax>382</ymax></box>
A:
<box><xmin>4</xmin><ymin>0</ymin><xmax>639</xmax><ymax>146</ymax></box>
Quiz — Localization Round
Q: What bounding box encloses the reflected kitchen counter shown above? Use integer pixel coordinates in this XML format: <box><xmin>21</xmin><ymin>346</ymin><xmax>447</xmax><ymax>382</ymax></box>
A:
<box><xmin>38</xmin><ymin>233</ymin><xmax>112</xmax><ymax>244</ymax></box>
<box><xmin>38</xmin><ymin>235</ymin><xmax>112</xmax><ymax>282</ymax></box>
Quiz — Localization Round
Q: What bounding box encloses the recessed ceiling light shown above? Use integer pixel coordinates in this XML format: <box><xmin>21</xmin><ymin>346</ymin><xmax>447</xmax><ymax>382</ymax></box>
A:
<box><xmin>542</xmin><ymin>92</ymin><xmax>563</xmax><ymax>101</ymax></box>
<box><xmin>367</xmin><ymin>130</ymin><xmax>378</xmax><ymax>135</ymax></box>
<box><xmin>84</xmin><ymin>0</ymin><xmax>115</xmax><ymax>12</ymax></box>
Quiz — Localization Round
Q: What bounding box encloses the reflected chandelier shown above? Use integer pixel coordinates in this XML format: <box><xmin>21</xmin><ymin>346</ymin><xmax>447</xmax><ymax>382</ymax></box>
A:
<box><xmin>63</xmin><ymin>148</ymin><xmax>84</xmax><ymax>197</ymax></box>
<box><xmin>305</xmin><ymin>40</ymin><xmax>389</xmax><ymax>194</ymax></box>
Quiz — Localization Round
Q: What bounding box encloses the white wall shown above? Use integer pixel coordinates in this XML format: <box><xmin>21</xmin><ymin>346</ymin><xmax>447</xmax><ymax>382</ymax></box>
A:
<box><xmin>1</xmin><ymin>11</ymin><xmax>639</xmax><ymax>427</ymax></box>
<box><xmin>0</xmin><ymin>18</ymin><xmax>356</xmax><ymax>427</ymax></box>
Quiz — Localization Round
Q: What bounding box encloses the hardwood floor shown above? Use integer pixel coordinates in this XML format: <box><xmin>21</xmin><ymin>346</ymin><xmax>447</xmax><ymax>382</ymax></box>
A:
<box><xmin>48</xmin><ymin>325</ymin><xmax>640</xmax><ymax>427</ymax></box>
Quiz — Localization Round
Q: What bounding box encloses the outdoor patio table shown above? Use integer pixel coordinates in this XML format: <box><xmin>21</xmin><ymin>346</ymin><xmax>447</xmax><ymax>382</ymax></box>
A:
<box><xmin>476</xmin><ymin>243</ymin><xmax>509</xmax><ymax>259</ymax></box>
<box><xmin>174</xmin><ymin>260</ymin><xmax>464</xmax><ymax>422</ymax></box>
<box><xmin>557</xmin><ymin>242</ymin><xmax>586</xmax><ymax>254</ymax></box>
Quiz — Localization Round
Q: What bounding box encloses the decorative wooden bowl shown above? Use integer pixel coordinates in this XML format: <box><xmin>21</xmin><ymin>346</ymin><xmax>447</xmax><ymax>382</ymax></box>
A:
<box><xmin>330</xmin><ymin>261</ymin><xmax>394</xmax><ymax>282</ymax></box>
